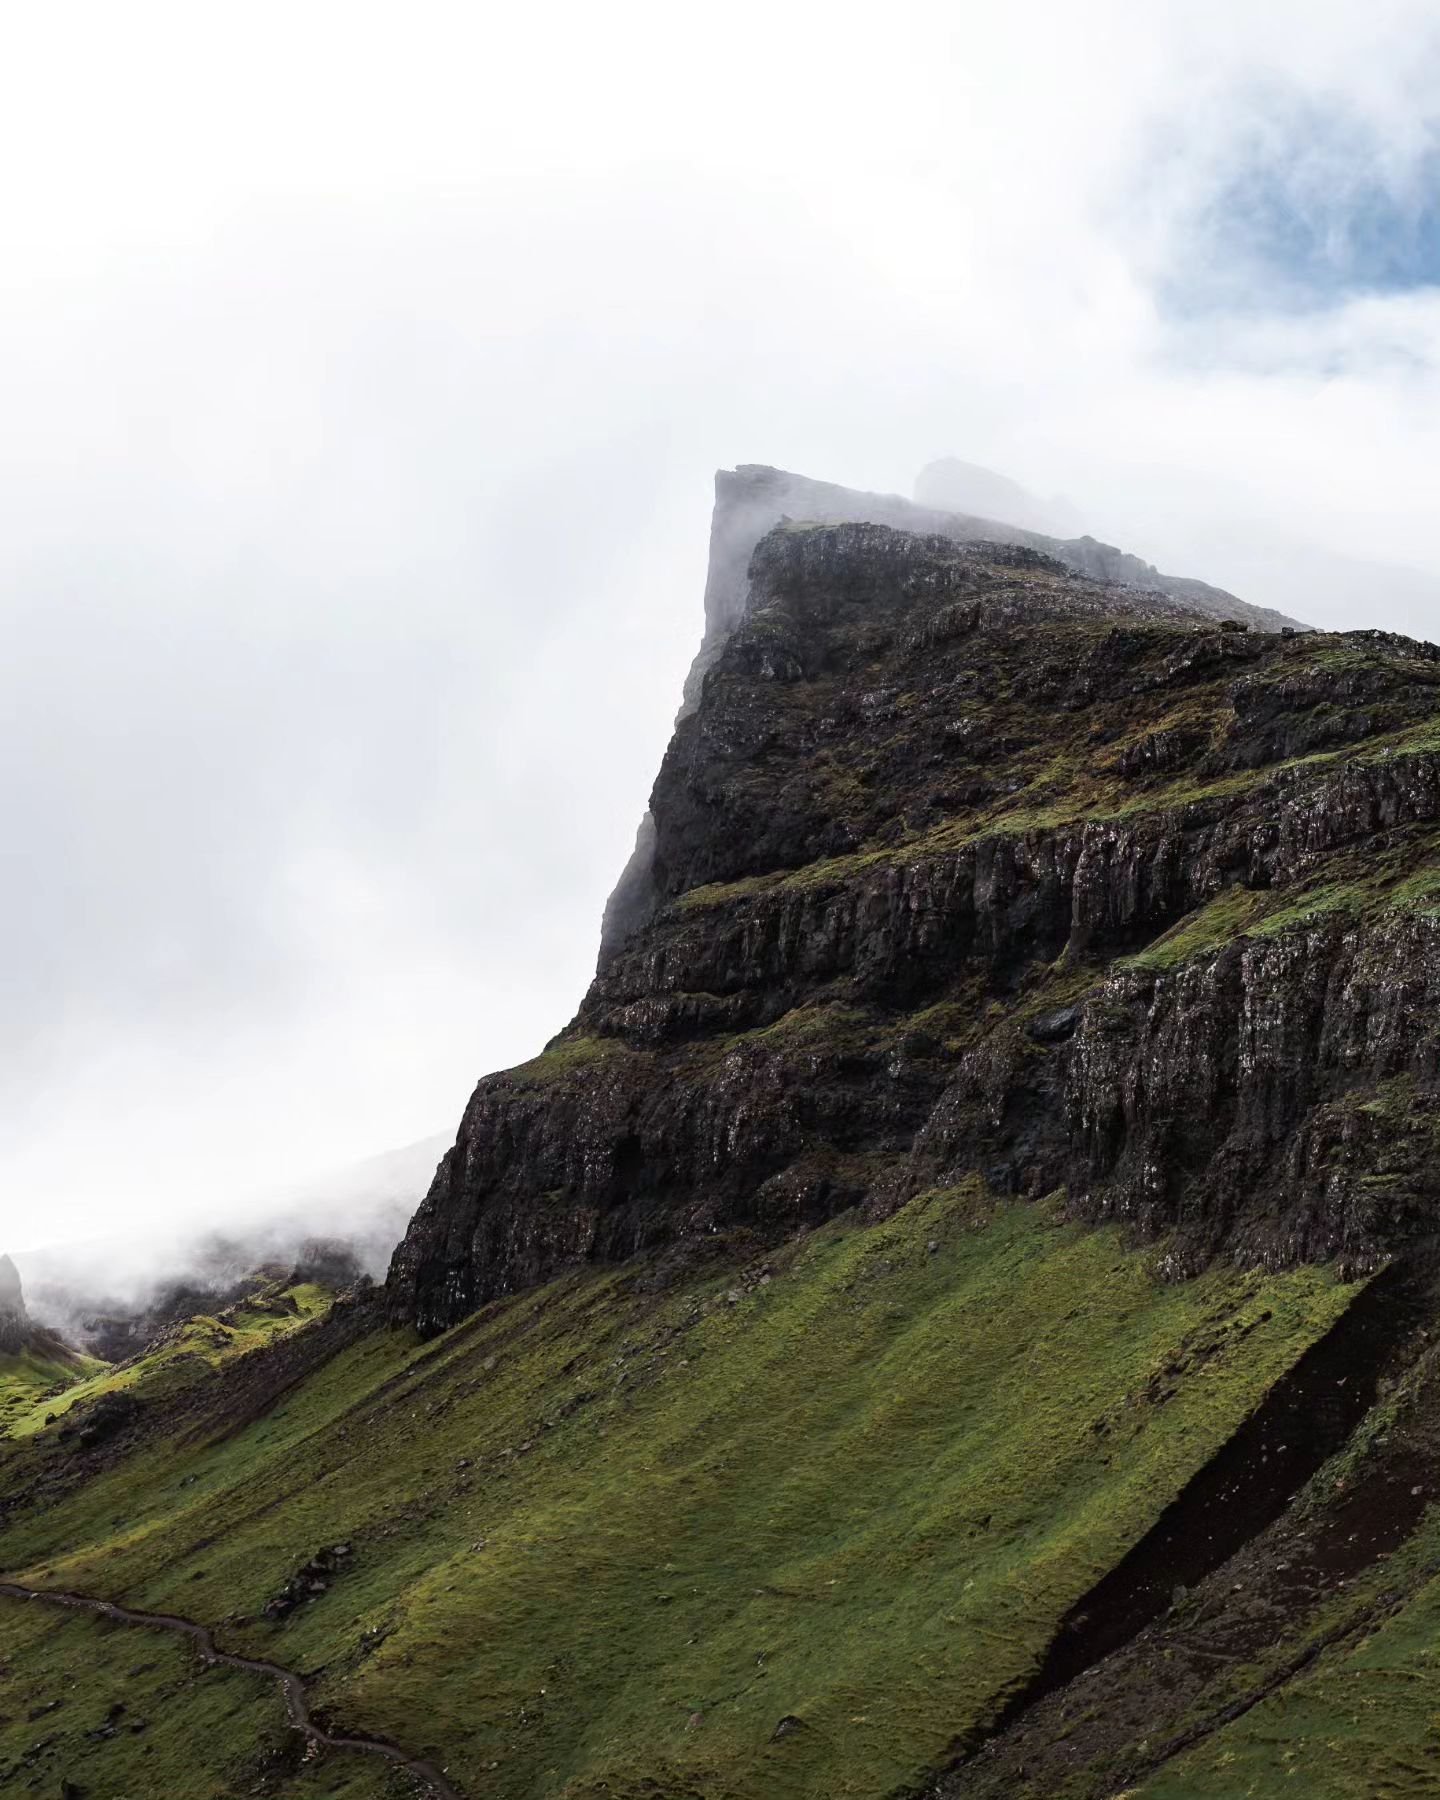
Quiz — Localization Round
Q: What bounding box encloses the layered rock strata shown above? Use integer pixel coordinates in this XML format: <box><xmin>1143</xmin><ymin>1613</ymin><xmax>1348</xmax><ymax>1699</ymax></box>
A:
<box><xmin>390</xmin><ymin>487</ymin><xmax>1440</xmax><ymax>1335</ymax></box>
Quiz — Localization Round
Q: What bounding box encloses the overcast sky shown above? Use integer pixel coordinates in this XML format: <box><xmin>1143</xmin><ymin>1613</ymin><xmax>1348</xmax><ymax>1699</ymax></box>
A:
<box><xmin>3</xmin><ymin>0</ymin><xmax>1438</xmax><ymax>1252</ymax></box>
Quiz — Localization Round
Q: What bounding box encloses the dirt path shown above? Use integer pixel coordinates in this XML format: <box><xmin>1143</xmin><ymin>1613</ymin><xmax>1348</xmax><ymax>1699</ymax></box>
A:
<box><xmin>0</xmin><ymin>1580</ymin><xmax>464</xmax><ymax>1799</ymax></box>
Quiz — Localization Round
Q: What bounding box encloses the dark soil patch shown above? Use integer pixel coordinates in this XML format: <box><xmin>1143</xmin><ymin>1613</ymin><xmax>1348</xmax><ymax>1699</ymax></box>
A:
<box><xmin>924</xmin><ymin>1251</ymin><xmax>1440</xmax><ymax>1799</ymax></box>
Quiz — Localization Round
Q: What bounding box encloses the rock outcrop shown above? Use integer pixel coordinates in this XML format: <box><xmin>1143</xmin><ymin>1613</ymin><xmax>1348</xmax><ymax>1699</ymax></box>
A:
<box><xmin>0</xmin><ymin>1255</ymin><xmax>27</xmax><ymax>1355</ymax></box>
<box><xmin>690</xmin><ymin>464</ymin><xmax>1301</xmax><ymax>672</ymax></box>
<box><xmin>595</xmin><ymin>466</ymin><xmax>1304</xmax><ymax>966</ymax></box>
<box><xmin>388</xmin><ymin>476</ymin><xmax>1440</xmax><ymax>1337</ymax></box>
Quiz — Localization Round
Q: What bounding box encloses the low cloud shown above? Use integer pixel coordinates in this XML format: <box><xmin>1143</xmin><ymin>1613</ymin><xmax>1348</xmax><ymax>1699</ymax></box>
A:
<box><xmin>1</xmin><ymin>0</ymin><xmax>1437</xmax><ymax>1250</ymax></box>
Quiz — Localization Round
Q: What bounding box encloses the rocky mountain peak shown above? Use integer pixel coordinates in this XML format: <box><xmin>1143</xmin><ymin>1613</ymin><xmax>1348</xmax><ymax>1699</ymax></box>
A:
<box><xmin>388</xmin><ymin>476</ymin><xmax>1440</xmax><ymax>1337</ymax></box>
<box><xmin>698</xmin><ymin>463</ymin><xmax>1301</xmax><ymax>650</ymax></box>
<box><xmin>599</xmin><ymin>465</ymin><xmax>1299</xmax><ymax>967</ymax></box>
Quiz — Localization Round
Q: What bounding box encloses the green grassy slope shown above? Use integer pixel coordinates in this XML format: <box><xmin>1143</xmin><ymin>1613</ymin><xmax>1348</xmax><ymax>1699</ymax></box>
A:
<box><xmin>1</xmin><ymin>1280</ymin><xmax>335</xmax><ymax>1441</ymax></box>
<box><xmin>0</xmin><ymin>1338</ymin><xmax>104</xmax><ymax>1433</ymax></box>
<box><xmin>1</xmin><ymin>1188</ymin><xmax>1354</xmax><ymax>1798</ymax></box>
<box><xmin>0</xmin><ymin>1597</ymin><xmax>394</xmax><ymax>1799</ymax></box>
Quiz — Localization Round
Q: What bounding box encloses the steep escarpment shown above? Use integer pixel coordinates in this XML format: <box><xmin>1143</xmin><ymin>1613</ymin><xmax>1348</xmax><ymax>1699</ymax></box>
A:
<box><xmin>389</xmin><ymin>490</ymin><xmax>1440</xmax><ymax>1337</ymax></box>
<box><xmin>598</xmin><ymin>466</ymin><xmax>1301</xmax><ymax>956</ymax></box>
<box><xmin>0</xmin><ymin>1255</ymin><xmax>27</xmax><ymax>1354</ymax></box>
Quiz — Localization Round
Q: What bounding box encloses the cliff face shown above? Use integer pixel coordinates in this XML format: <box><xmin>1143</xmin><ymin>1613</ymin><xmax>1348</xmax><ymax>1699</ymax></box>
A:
<box><xmin>389</xmin><ymin>482</ymin><xmax>1440</xmax><ymax>1336</ymax></box>
<box><xmin>596</xmin><ymin>465</ymin><xmax>1304</xmax><ymax>961</ymax></box>
<box><xmin>0</xmin><ymin>1256</ymin><xmax>26</xmax><ymax>1356</ymax></box>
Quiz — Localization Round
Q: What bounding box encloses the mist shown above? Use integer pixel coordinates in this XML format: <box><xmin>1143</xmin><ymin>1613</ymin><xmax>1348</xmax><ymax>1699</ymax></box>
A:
<box><xmin>13</xmin><ymin>1136</ymin><xmax>445</xmax><ymax>1347</ymax></box>
<box><xmin>2</xmin><ymin>0</ymin><xmax>1438</xmax><ymax>1261</ymax></box>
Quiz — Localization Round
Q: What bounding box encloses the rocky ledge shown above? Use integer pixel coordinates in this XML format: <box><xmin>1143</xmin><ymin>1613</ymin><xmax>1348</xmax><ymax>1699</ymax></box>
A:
<box><xmin>388</xmin><ymin>474</ymin><xmax>1440</xmax><ymax>1335</ymax></box>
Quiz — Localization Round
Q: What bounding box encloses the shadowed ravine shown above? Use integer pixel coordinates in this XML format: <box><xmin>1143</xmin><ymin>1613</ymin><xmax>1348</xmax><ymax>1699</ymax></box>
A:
<box><xmin>0</xmin><ymin>1581</ymin><xmax>465</xmax><ymax>1799</ymax></box>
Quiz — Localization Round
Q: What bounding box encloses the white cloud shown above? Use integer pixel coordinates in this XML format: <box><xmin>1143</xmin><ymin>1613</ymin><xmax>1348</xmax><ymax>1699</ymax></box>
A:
<box><xmin>2</xmin><ymin>0</ymin><xmax>1438</xmax><ymax>1248</ymax></box>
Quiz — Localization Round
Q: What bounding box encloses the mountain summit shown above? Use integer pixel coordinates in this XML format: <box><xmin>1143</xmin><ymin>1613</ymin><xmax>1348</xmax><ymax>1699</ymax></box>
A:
<box><xmin>596</xmin><ymin>465</ymin><xmax>1302</xmax><ymax>964</ymax></box>
<box><xmin>388</xmin><ymin>469</ymin><xmax>1435</xmax><ymax>1336</ymax></box>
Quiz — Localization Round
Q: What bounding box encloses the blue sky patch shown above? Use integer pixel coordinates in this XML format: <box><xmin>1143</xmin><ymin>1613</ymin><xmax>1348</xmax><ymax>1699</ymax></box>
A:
<box><xmin>1157</xmin><ymin>98</ymin><xmax>1440</xmax><ymax>316</ymax></box>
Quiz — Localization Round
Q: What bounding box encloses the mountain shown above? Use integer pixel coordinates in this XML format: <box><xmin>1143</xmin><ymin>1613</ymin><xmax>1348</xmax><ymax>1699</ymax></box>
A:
<box><xmin>388</xmin><ymin>479</ymin><xmax>1415</xmax><ymax>1337</ymax></box>
<box><xmin>694</xmin><ymin>463</ymin><xmax>1301</xmax><ymax>643</ymax></box>
<box><xmin>5</xmin><ymin>474</ymin><xmax>1440</xmax><ymax>1800</ymax></box>
<box><xmin>0</xmin><ymin>1255</ymin><xmax>26</xmax><ymax>1355</ymax></box>
<box><xmin>913</xmin><ymin>457</ymin><xmax>1082</xmax><ymax>536</ymax></box>
<box><xmin>597</xmin><ymin>464</ymin><xmax>1303</xmax><ymax>962</ymax></box>
<box><xmin>0</xmin><ymin>1253</ymin><xmax>102</xmax><ymax>1433</ymax></box>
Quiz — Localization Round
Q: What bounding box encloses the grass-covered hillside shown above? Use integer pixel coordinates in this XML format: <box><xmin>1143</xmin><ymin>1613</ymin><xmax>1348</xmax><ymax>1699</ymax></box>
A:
<box><xmin>0</xmin><ymin>1335</ymin><xmax>104</xmax><ymax>1434</ymax></box>
<box><xmin>0</xmin><ymin>1595</ymin><xmax>395</xmax><ymax>1800</ymax></box>
<box><xmin>0</xmin><ymin>1184</ymin><xmax>1364</xmax><ymax>1798</ymax></box>
<box><xmin>0</xmin><ymin>1277</ymin><xmax>337</xmax><ymax>1443</ymax></box>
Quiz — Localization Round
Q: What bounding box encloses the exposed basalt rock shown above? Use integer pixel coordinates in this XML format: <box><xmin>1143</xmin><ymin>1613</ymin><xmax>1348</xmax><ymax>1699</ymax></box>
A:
<box><xmin>589</xmin><ymin>756</ymin><xmax>1440</xmax><ymax>1031</ymax></box>
<box><xmin>390</xmin><ymin>1045</ymin><xmax>917</xmax><ymax>1333</ymax></box>
<box><xmin>595</xmin><ymin>468</ymin><xmax>1306</xmax><ymax>968</ymax></box>
<box><xmin>1068</xmin><ymin>920</ymin><xmax>1440</xmax><ymax>1273</ymax></box>
<box><xmin>1026</xmin><ymin>1006</ymin><xmax>1080</xmax><ymax>1044</ymax></box>
<box><xmin>388</xmin><ymin>479</ymin><xmax>1440</xmax><ymax>1337</ymax></box>
<box><xmin>693</xmin><ymin>465</ymin><xmax>1300</xmax><ymax>663</ymax></box>
<box><xmin>264</xmin><ymin>1542</ymin><xmax>354</xmax><ymax>1619</ymax></box>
